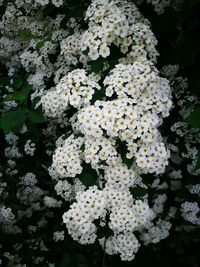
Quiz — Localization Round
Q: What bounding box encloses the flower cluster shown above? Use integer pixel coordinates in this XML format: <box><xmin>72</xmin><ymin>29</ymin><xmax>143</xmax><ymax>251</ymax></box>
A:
<box><xmin>44</xmin><ymin>0</ymin><xmax>173</xmax><ymax>260</ymax></box>
<box><xmin>101</xmin><ymin>233</ymin><xmax>140</xmax><ymax>261</ymax></box>
<box><xmin>63</xmin><ymin>185</ymin><xmax>154</xmax><ymax>260</ymax></box>
<box><xmin>59</xmin><ymin>0</ymin><xmax>158</xmax><ymax>66</ymax></box>
<box><xmin>76</xmin><ymin>96</ymin><xmax>170</xmax><ymax>174</ymax></box>
<box><xmin>181</xmin><ymin>202</ymin><xmax>200</xmax><ymax>225</ymax></box>
<box><xmin>81</xmin><ymin>0</ymin><xmax>158</xmax><ymax>62</ymax></box>
<box><xmin>104</xmin><ymin>61</ymin><xmax>172</xmax><ymax>119</ymax></box>
<box><xmin>161</xmin><ymin>65</ymin><xmax>200</xmax><ymax>227</ymax></box>
<box><xmin>35</xmin><ymin>0</ymin><xmax>63</xmax><ymax>7</ymax></box>
<box><xmin>24</xmin><ymin>139</ymin><xmax>36</xmax><ymax>156</ymax></box>
<box><xmin>41</xmin><ymin>69</ymin><xmax>101</xmax><ymax>118</ymax></box>
<box><xmin>51</xmin><ymin>134</ymin><xmax>84</xmax><ymax>178</ymax></box>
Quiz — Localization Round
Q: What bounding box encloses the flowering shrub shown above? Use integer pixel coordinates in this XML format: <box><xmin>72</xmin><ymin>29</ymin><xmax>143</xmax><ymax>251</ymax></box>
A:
<box><xmin>0</xmin><ymin>0</ymin><xmax>200</xmax><ymax>266</ymax></box>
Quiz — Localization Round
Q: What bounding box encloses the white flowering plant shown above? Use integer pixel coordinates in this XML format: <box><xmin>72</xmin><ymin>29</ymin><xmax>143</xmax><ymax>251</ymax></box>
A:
<box><xmin>0</xmin><ymin>0</ymin><xmax>200</xmax><ymax>266</ymax></box>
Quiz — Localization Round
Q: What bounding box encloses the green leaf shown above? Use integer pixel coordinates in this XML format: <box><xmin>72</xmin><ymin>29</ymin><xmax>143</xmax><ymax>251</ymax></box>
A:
<box><xmin>184</xmin><ymin>108</ymin><xmax>200</xmax><ymax>128</ymax></box>
<box><xmin>130</xmin><ymin>187</ymin><xmax>147</xmax><ymax>198</ymax></box>
<box><xmin>0</xmin><ymin>111</ymin><xmax>27</xmax><ymax>134</ymax></box>
<box><xmin>79</xmin><ymin>172</ymin><xmax>97</xmax><ymax>187</ymax></box>
<box><xmin>5</xmin><ymin>84</ymin><xmax>31</xmax><ymax>104</ymax></box>
<box><xmin>36</xmin><ymin>40</ymin><xmax>45</xmax><ymax>50</ymax></box>
<box><xmin>18</xmin><ymin>29</ymin><xmax>33</xmax><ymax>41</ymax></box>
<box><xmin>88</xmin><ymin>58</ymin><xmax>104</xmax><ymax>73</ymax></box>
<box><xmin>122</xmin><ymin>156</ymin><xmax>133</xmax><ymax>168</ymax></box>
<box><xmin>28</xmin><ymin>109</ymin><xmax>45</xmax><ymax>123</ymax></box>
<box><xmin>91</xmin><ymin>88</ymin><xmax>105</xmax><ymax>104</ymax></box>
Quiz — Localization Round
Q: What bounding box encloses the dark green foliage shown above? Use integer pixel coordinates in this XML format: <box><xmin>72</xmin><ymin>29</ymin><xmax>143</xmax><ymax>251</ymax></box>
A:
<box><xmin>18</xmin><ymin>29</ymin><xmax>34</xmax><ymax>41</ymax></box>
<box><xmin>4</xmin><ymin>84</ymin><xmax>32</xmax><ymax>104</ymax></box>
<box><xmin>185</xmin><ymin>108</ymin><xmax>200</xmax><ymax>128</ymax></box>
<box><xmin>0</xmin><ymin>110</ymin><xmax>27</xmax><ymax>133</ymax></box>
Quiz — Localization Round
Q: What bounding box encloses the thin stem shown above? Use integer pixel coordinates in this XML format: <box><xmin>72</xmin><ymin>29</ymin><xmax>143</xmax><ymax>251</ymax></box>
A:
<box><xmin>102</xmin><ymin>237</ymin><xmax>107</xmax><ymax>267</ymax></box>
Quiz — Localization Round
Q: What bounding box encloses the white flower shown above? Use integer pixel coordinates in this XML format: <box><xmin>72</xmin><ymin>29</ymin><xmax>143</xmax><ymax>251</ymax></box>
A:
<box><xmin>51</xmin><ymin>0</ymin><xmax>63</xmax><ymax>7</ymax></box>
<box><xmin>99</xmin><ymin>44</ymin><xmax>110</xmax><ymax>58</ymax></box>
<box><xmin>35</xmin><ymin>0</ymin><xmax>49</xmax><ymax>5</ymax></box>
